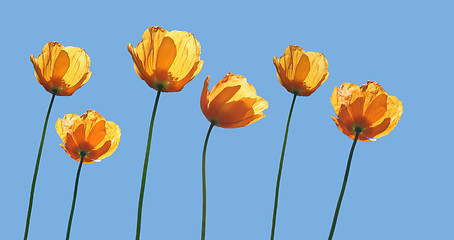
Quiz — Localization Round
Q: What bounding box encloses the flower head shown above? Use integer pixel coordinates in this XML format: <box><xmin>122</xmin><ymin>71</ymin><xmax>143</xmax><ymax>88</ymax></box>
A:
<box><xmin>127</xmin><ymin>26</ymin><xmax>204</xmax><ymax>92</ymax></box>
<box><xmin>200</xmin><ymin>72</ymin><xmax>268</xmax><ymax>129</ymax></box>
<box><xmin>331</xmin><ymin>81</ymin><xmax>403</xmax><ymax>141</ymax></box>
<box><xmin>30</xmin><ymin>42</ymin><xmax>91</xmax><ymax>96</ymax></box>
<box><xmin>273</xmin><ymin>45</ymin><xmax>329</xmax><ymax>96</ymax></box>
<box><xmin>56</xmin><ymin>110</ymin><xmax>121</xmax><ymax>163</ymax></box>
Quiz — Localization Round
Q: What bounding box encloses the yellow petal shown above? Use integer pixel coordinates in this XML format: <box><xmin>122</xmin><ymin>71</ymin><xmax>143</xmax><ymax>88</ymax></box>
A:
<box><xmin>98</xmin><ymin>121</ymin><xmax>121</xmax><ymax>159</ymax></box>
<box><xmin>166</xmin><ymin>31</ymin><xmax>201</xmax><ymax>81</ymax></box>
<box><xmin>303</xmin><ymin>52</ymin><xmax>329</xmax><ymax>90</ymax></box>
<box><xmin>62</xmin><ymin>47</ymin><xmax>91</xmax><ymax>87</ymax></box>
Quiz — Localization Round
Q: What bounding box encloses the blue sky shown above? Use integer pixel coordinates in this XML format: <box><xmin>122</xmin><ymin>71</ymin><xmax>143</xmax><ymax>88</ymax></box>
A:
<box><xmin>1</xmin><ymin>0</ymin><xmax>453</xmax><ymax>239</ymax></box>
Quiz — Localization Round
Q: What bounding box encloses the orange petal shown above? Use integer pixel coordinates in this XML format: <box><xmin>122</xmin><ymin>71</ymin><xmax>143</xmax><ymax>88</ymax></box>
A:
<box><xmin>215</xmin><ymin>98</ymin><xmax>256</xmax><ymax>125</ymax></box>
<box><xmin>86</xmin><ymin>120</ymin><xmax>107</xmax><ymax>149</ymax></box>
<box><xmin>293</xmin><ymin>53</ymin><xmax>310</xmax><ymax>88</ymax></box>
<box><xmin>155</xmin><ymin>36</ymin><xmax>177</xmax><ymax>81</ymax></box>
<box><xmin>72</xmin><ymin>124</ymin><xmax>86</xmax><ymax>147</ymax></box>
<box><xmin>88</xmin><ymin>141</ymin><xmax>112</xmax><ymax>161</ymax></box>
<box><xmin>50</xmin><ymin>50</ymin><xmax>70</xmax><ymax>88</ymax></box>
<box><xmin>200</xmin><ymin>76</ymin><xmax>210</xmax><ymax>118</ymax></box>
<box><xmin>364</xmin><ymin>118</ymin><xmax>391</xmax><ymax>139</ymax></box>
<box><xmin>347</xmin><ymin>97</ymin><xmax>365</xmax><ymax>123</ymax></box>
<box><xmin>208</xmin><ymin>85</ymin><xmax>241</xmax><ymax>115</ymax></box>
<box><xmin>364</xmin><ymin>94</ymin><xmax>387</xmax><ymax>125</ymax></box>
<box><xmin>220</xmin><ymin>113</ymin><xmax>265</xmax><ymax>129</ymax></box>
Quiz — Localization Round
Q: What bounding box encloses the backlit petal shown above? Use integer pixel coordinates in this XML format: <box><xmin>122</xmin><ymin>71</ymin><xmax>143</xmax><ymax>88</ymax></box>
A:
<box><xmin>200</xmin><ymin>73</ymin><xmax>268</xmax><ymax>128</ymax></box>
<box><xmin>56</xmin><ymin>110</ymin><xmax>120</xmax><ymax>162</ymax></box>
<box><xmin>274</xmin><ymin>45</ymin><xmax>328</xmax><ymax>96</ymax></box>
<box><xmin>86</xmin><ymin>120</ymin><xmax>107</xmax><ymax>149</ymax></box>
<box><xmin>31</xmin><ymin>42</ymin><xmax>91</xmax><ymax>96</ymax></box>
<box><xmin>128</xmin><ymin>26</ymin><xmax>203</xmax><ymax>92</ymax></box>
<box><xmin>200</xmin><ymin>76</ymin><xmax>210</xmax><ymax>118</ymax></box>
<box><xmin>51</xmin><ymin>50</ymin><xmax>70</xmax><ymax>87</ymax></box>
<box><xmin>155</xmin><ymin>36</ymin><xmax>177</xmax><ymax>81</ymax></box>
<box><xmin>88</xmin><ymin>141</ymin><xmax>112</xmax><ymax>161</ymax></box>
<box><xmin>331</xmin><ymin>81</ymin><xmax>402</xmax><ymax>141</ymax></box>
<box><xmin>208</xmin><ymin>85</ymin><xmax>241</xmax><ymax>114</ymax></box>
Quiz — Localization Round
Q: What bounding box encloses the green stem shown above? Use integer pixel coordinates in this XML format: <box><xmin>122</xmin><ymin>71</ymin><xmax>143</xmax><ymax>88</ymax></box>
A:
<box><xmin>328</xmin><ymin>128</ymin><xmax>361</xmax><ymax>240</ymax></box>
<box><xmin>23</xmin><ymin>93</ymin><xmax>56</xmax><ymax>240</ymax></box>
<box><xmin>136</xmin><ymin>86</ymin><xmax>163</xmax><ymax>240</ymax></box>
<box><xmin>66</xmin><ymin>153</ymin><xmax>85</xmax><ymax>240</ymax></box>
<box><xmin>270</xmin><ymin>93</ymin><xmax>297</xmax><ymax>240</ymax></box>
<box><xmin>201</xmin><ymin>122</ymin><xmax>215</xmax><ymax>240</ymax></box>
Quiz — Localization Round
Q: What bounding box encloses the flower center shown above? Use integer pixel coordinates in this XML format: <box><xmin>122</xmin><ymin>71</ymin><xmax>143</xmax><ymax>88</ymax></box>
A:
<box><xmin>153</xmin><ymin>81</ymin><xmax>169</xmax><ymax>91</ymax></box>
<box><xmin>209</xmin><ymin>118</ymin><xmax>219</xmax><ymax>126</ymax></box>
<box><xmin>77</xmin><ymin>149</ymin><xmax>89</xmax><ymax>161</ymax></box>
<box><xmin>51</xmin><ymin>86</ymin><xmax>62</xmax><ymax>94</ymax></box>
<box><xmin>292</xmin><ymin>89</ymin><xmax>301</xmax><ymax>95</ymax></box>
<box><xmin>352</xmin><ymin>123</ymin><xmax>365</xmax><ymax>134</ymax></box>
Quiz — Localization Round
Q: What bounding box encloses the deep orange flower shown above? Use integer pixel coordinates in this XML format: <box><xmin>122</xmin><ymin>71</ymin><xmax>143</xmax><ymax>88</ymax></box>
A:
<box><xmin>273</xmin><ymin>45</ymin><xmax>329</xmax><ymax>96</ymax></box>
<box><xmin>30</xmin><ymin>41</ymin><xmax>91</xmax><ymax>96</ymax></box>
<box><xmin>56</xmin><ymin>110</ymin><xmax>121</xmax><ymax>163</ymax></box>
<box><xmin>331</xmin><ymin>81</ymin><xmax>403</xmax><ymax>141</ymax></box>
<box><xmin>200</xmin><ymin>72</ymin><xmax>268</xmax><ymax>128</ymax></box>
<box><xmin>127</xmin><ymin>26</ymin><xmax>204</xmax><ymax>92</ymax></box>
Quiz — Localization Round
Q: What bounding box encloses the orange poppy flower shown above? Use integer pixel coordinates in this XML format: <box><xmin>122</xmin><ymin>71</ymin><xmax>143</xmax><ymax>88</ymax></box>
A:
<box><xmin>200</xmin><ymin>72</ymin><xmax>268</xmax><ymax>128</ymax></box>
<box><xmin>127</xmin><ymin>26</ymin><xmax>204</xmax><ymax>92</ymax></box>
<box><xmin>30</xmin><ymin>41</ymin><xmax>92</xmax><ymax>96</ymax></box>
<box><xmin>273</xmin><ymin>45</ymin><xmax>329</xmax><ymax>96</ymax></box>
<box><xmin>56</xmin><ymin>110</ymin><xmax>121</xmax><ymax>163</ymax></box>
<box><xmin>331</xmin><ymin>81</ymin><xmax>403</xmax><ymax>141</ymax></box>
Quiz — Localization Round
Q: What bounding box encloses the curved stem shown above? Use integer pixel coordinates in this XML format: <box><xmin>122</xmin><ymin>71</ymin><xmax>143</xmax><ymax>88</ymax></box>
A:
<box><xmin>24</xmin><ymin>93</ymin><xmax>56</xmax><ymax>240</ymax></box>
<box><xmin>66</xmin><ymin>154</ymin><xmax>85</xmax><ymax>240</ymax></box>
<box><xmin>201</xmin><ymin>122</ymin><xmax>215</xmax><ymax>240</ymax></box>
<box><xmin>328</xmin><ymin>129</ymin><xmax>361</xmax><ymax>240</ymax></box>
<box><xmin>136</xmin><ymin>87</ymin><xmax>163</xmax><ymax>240</ymax></box>
<box><xmin>270</xmin><ymin>93</ymin><xmax>297</xmax><ymax>240</ymax></box>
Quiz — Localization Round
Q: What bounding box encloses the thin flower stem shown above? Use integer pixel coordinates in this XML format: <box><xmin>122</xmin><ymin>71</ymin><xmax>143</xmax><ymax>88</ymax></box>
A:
<box><xmin>328</xmin><ymin>129</ymin><xmax>361</xmax><ymax>240</ymax></box>
<box><xmin>136</xmin><ymin>86</ymin><xmax>163</xmax><ymax>240</ymax></box>
<box><xmin>201</xmin><ymin>122</ymin><xmax>215</xmax><ymax>240</ymax></box>
<box><xmin>24</xmin><ymin>93</ymin><xmax>56</xmax><ymax>240</ymax></box>
<box><xmin>270</xmin><ymin>93</ymin><xmax>297</xmax><ymax>240</ymax></box>
<box><xmin>66</xmin><ymin>153</ymin><xmax>86</xmax><ymax>240</ymax></box>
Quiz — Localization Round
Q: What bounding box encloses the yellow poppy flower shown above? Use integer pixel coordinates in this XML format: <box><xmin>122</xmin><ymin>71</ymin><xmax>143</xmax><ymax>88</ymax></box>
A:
<box><xmin>200</xmin><ymin>72</ymin><xmax>268</xmax><ymax>128</ymax></box>
<box><xmin>127</xmin><ymin>26</ymin><xmax>204</xmax><ymax>92</ymax></box>
<box><xmin>273</xmin><ymin>45</ymin><xmax>329</xmax><ymax>96</ymax></box>
<box><xmin>30</xmin><ymin>41</ymin><xmax>91</xmax><ymax>96</ymax></box>
<box><xmin>331</xmin><ymin>81</ymin><xmax>403</xmax><ymax>141</ymax></box>
<box><xmin>56</xmin><ymin>110</ymin><xmax>121</xmax><ymax>163</ymax></box>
